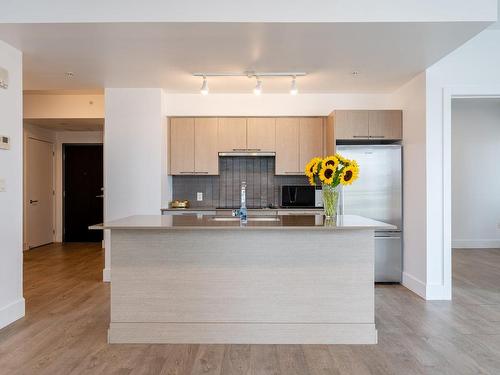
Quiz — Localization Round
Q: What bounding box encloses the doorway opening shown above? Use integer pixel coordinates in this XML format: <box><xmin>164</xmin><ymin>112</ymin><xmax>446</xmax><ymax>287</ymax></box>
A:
<box><xmin>63</xmin><ymin>144</ymin><xmax>103</xmax><ymax>242</ymax></box>
<box><xmin>451</xmin><ymin>97</ymin><xmax>500</xmax><ymax>301</ymax></box>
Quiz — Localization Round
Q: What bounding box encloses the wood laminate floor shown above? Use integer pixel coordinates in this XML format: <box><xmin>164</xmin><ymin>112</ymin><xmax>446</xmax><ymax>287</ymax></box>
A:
<box><xmin>1</xmin><ymin>244</ymin><xmax>500</xmax><ymax>374</ymax></box>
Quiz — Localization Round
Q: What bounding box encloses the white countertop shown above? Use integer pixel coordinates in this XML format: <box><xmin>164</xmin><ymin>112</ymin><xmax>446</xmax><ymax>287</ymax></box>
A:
<box><xmin>99</xmin><ymin>214</ymin><xmax>396</xmax><ymax>231</ymax></box>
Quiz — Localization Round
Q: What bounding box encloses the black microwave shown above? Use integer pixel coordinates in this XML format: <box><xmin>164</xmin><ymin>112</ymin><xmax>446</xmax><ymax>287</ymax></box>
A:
<box><xmin>280</xmin><ymin>185</ymin><xmax>317</xmax><ymax>208</ymax></box>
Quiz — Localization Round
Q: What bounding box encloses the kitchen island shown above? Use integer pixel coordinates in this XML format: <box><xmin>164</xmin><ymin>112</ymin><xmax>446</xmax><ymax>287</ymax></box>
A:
<box><xmin>104</xmin><ymin>214</ymin><xmax>395</xmax><ymax>344</ymax></box>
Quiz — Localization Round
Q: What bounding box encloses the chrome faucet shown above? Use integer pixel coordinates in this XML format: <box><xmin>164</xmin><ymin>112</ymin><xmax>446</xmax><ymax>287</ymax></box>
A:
<box><xmin>240</xmin><ymin>181</ymin><xmax>248</xmax><ymax>222</ymax></box>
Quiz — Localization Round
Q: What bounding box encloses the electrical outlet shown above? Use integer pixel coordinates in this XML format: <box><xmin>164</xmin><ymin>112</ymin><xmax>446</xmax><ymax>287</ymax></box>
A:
<box><xmin>197</xmin><ymin>192</ymin><xmax>203</xmax><ymax>201</ymax></box>
<box><xmin>0</xmin><ymin>178</ymin><xmax>5</xmax><ymax>192</ymax></box>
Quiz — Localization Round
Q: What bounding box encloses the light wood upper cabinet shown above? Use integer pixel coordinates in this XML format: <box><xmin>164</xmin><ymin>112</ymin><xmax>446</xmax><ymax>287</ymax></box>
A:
<box><xmin>247</xmin><ymin>117</ymin><xmax>276</xmax><ymax>151</ymax></box>
<box><xmin>299</xmin><ymin>117</ymin><xmax>324</xmax><ymax>168</ymax></box>
<box><xmin>194</xmin><ymin>118</ymin><xmax>218</xmax><ymax>175</ymax></box>
<box><xmin>217</xmin><ymin>117</ymin><xmax>247</xmax><ymax>151</ymax></box>
<box><xmin>335</xmin><ymin>110</ymin><xmax>370</xmax><ymax>140</ymax></box>
<box><xmin>334</xmin><ymin>110</ymin><xmax>402</xmax><ymax>141</ymax></box>
<box><xmin>325</xmin><ymin>112</ymin><xmax>335</xmax><ymax>155</ymax></box>
<box><xmin>170</xmin><ymin>117</ymin><xmax>195</xmax><ymax>174</ymax></box>
<box><xmin>275</xmin><ymin>118</ymin><xmax>300</xmax><ymax>175</ymax></box>
<box><xmin>368</xmin><ymin>110</ymin><xmax>402</xmax><ymax>140</ymax></box>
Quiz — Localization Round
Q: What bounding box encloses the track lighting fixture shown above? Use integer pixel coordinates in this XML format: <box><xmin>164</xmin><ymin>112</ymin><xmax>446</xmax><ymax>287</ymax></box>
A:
<box><xmin>290</xmin><ymin>76</ymin><xmax>298</xmax><ymax>95</ymax></box>
<box><xmin>200</xmin><ymin>76</ymin><xmax>209</xmax><ymax>95</ymax></box>
<box><xmin>253</xmin><ymin>78</ymin><xmax>262</xmax><ymax>95</ymax></box>
<box><xmin>193</xmin><ymin>72</ymin><xmax>306</xmax><ymax>95</ymax></box>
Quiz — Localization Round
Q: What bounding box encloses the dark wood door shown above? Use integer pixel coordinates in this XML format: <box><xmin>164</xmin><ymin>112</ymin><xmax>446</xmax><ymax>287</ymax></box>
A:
<box><xmin>63</xmin><ymin>144</ymin><xmax>103</xmax><ymax>242</ymax></box>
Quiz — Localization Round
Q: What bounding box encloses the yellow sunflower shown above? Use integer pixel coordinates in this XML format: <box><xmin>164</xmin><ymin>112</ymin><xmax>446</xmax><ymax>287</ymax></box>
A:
<box><xmin>308</xmin><ymin>175</ymin><xmax>316</xmax><ymax>186</ymax></box>
<box><xmin>335</xmin><ymin>153</ymin><xmax>349</xmax><ymax>165</ymax></box>
<box><xmin>323</xmin><ymin>155</ymin><xmax>339</xmax><ymax>170</ymax></box>
<box><xmin>304</xmin><ymin>157</ymin><xmax>322</xmax><ymax>177</ymax></box>
<box><xmin>319</xmin><ymin>165</ymin><xmax>336</xmax><ymax>185</ymax></box>
<box><xmin>339</xmin><ymin>164</ymin><xmax>360</xmax><ymax>185</ymax></box>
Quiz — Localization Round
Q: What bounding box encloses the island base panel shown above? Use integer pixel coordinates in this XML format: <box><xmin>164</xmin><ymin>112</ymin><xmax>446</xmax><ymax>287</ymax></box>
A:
<box><xmin>109</xmin><ymin>323</ymin><xmax>377</xmax><ymax>344</ymax></box>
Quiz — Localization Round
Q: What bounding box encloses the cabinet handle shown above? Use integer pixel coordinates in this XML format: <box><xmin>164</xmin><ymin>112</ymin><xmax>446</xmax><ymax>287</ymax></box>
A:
<box><xmin>195</xmin><ymin>172</ymin><xmax>209</xmax><ymax>174</ymax></box>
<box><xmin>352</xmin><ymin>135</ymin><xmax>369</xmax><ymax>138</ymax></box>
<box><xmin>369</xmin><ymin>135</ymin><xmax>385</xmax><ymax>139</ymax></box>
<box><xmin>246</xmin><ymin>148</ymin><xmax>261</xmax><ymax>151</ymax></box>
<box><xmin>284</xmin><ymin>172</ymin><xmax>302</xmax><ymax>174</ymax></box>
<box><xmin>179</xmin><ymin>172</ymin><xmax>194</xmax><ymax>174</ymax></box>
<box><xmin>232</xmin><ymin>148</ymin><xmax>247</xmax><ymax>151</ymax></box>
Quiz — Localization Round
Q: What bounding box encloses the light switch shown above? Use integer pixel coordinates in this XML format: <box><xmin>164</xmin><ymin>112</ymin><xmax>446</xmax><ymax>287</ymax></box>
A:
<box><xmin>0</xmin><ymin>178</ymin><xmax>5</xmax><ymax>192</ymax></box>
<box><xmin>0</xmin><ymin>135</ymin><xmax>10</xmax><ymax>150</ymax></box>
<box><xmin>197</xmin><ymin>192</ymin><xmax>203</xmax><ymax>201</ymax></box>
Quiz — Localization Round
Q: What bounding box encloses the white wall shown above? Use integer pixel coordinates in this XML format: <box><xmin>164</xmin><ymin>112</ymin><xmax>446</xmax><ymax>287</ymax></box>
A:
<box><xmin>104</xmin><ymin>88</ymin><xmax>168</xmax><ymax>281</ymax></box>
<box><xmin>2</xmin><ymin>0</ymin><xmax>496</xmax><ymax>23</ymax></box>
<box><xmin>165</xmin><ymin>93</ymin><xmax>396</xmax><ymax>116</ymax></box>
<box><xmin>424</xmin><ymin>29</ymin><xmax>500</xmax><ymax>299</ymax></box>
<box><xmin>24</xmin><ymin>93</ymin><xmax>104</xmax><ymax>119</ymax></box>
<box><xmin>451</xmin><ymin>98</ymin><xmax>500</xmax><ymax>248</ymax></box>
<box><xmin>0</xmin><ymin>41</ymin><xmax>24</xmax><ymax>329</ymax></box>
<box><xmin>391</xmin><ymin>72</ymin><xmax>428</xmax><ymax>298</ymax></box>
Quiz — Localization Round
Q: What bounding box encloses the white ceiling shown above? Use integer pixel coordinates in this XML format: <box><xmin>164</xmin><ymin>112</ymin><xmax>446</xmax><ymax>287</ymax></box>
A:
<box><xmin>0</xmin><ymin>21</ymin><xmax>492</xmax><ymax>93</ymax></box>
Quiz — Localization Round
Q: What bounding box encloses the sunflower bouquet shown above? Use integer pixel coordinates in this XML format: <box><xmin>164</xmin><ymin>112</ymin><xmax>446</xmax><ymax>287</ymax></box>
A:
<box><xmin>305</xmin><ymin>154</ymin><xmax>360</xmax><ymax>218</ymax></box>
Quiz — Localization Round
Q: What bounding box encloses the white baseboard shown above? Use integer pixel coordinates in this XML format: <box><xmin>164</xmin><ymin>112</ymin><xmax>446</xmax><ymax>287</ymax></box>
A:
<box><xmin>0</xmin><ymin>298</ymin><xmax>25</xmax><ymax>329</ymax></box>
<box><xmin>452</xmin><ymin>239</ymin><xmax>500</xmax><ymax>249</ymax></box>
<box><xmin>402</xmin><ymin>272</ymin><xmax>451</xmax><ymax>301</ymax></box>
<box><xmin>402</xmin><ymin>272</ymin><xmax>426</xmax><ymax>299</ymax></box>
<box><xmin>103</xmin><ymin>268</ymin><xmax>111</xmax><ymax>282</ymax></box>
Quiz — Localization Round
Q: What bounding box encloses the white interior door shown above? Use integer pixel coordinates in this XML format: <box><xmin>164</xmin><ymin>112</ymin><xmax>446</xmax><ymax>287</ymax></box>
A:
<box><xmin>27</xmin><ymin>138</ymin><xmax>54</xmax><ymax>248</ymax></box>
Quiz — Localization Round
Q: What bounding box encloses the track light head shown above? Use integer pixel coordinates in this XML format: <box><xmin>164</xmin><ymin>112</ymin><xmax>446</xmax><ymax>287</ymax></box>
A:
<box><xmin>290</xmin><ymin>77</ymin><xmax>298</xmax><ymax>95</ymax></box>
<box><xmin>253</xmin><ymin>79</ymin><xmax>262</xmax><ymax>95</ymax></box>
<box><xmin>200</xmin><ymin>77</ymin><xmax>209</xmax><ymax>95</ymax></box>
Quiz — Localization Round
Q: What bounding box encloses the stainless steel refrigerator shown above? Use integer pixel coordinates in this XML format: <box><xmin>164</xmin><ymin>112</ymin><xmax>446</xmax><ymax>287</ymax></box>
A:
<box><xmin>337</xmin><ymin>145</ymin><xmax>402</xmax><ymax>282</ymax></box>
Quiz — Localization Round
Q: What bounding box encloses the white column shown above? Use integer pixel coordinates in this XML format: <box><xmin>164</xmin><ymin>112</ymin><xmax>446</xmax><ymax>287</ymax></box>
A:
<box><xmin>103</xmin><ymin>88</ymin><xmax>168</xmax><ymax>281</ymax></box>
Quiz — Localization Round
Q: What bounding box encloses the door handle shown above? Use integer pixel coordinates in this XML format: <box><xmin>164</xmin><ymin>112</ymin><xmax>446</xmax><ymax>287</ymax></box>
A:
<box><xmin>96</xmin><ymin>195</ymin><xmax>104</xmax><ymax>198</ymax></box>
<box><xmin>30</xmin><ymin>200</ymin><xmax>39</xmax><ymax>204</ymax></box>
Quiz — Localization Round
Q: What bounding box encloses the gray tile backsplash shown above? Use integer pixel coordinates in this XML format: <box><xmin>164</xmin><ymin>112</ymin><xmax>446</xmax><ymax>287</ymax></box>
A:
<box><xmin>172</xmin><ymin>157</ymin><xmax>308</xmax><ymax>208</ymax></box>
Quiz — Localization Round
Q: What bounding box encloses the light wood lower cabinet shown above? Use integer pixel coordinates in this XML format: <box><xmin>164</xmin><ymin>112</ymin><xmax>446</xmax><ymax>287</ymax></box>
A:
<box><xmin>194</xmin><ymin>118</ymin><xmax>218</xmax><ymax>175</ymax></box>
<box><xmin>170</xmin><ymin>117</ymin><xmax>195</xmax><ymax>174</ymax></box>
<box><xmin>276</xmin><ymin>118</ymin><xmax>301</xmax><ymax>175</ymax></box>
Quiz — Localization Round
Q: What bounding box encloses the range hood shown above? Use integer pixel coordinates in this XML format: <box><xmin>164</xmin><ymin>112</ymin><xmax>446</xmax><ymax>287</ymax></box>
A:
<box><xmin>219</xmin><ymin>151</ymin><xmax>276</xmax><ymax>157</ymax></box>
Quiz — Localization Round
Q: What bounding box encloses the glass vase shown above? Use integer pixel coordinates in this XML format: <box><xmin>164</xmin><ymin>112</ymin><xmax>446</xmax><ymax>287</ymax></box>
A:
<box><xmin>322</xmin><ymin>184</ymin><xmax>341</xmax><ymax>219</ymax></box>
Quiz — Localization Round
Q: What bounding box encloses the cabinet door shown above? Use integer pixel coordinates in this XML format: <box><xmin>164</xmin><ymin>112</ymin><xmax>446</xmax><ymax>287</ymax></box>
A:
<box><xmin>335</xmin><ymin>110</ymin><xmax>369</xmax><ymax>140</ymax></box>
<box><xmin>299</xmin><ymin>117</ymin><xmax>324</xmax><ymax>168</ymax></box>
<box><xmin>195</xmin><ymin>118</ymin><xmax>218</xmax><ymax>175</ymax></box>
<box><xmin>247</xmin><ymin>117</ymin><xmax>276</xmax><ymax>151</ymax></box>
<box><xmin>275</xmin><ymin>118</ymin><xmax>300</xmax><ymax>175</ymax></box>
<box><xmin>368</xmin><ymin>110</ymin><xmax>402</xmax><ymax>140</ymax></box>
<box><xmin>218</xmin><ymin>117</ymin><xmax>247</xmax><ymax>151</ymax></box>
<box><xmin>170</xmin><ymin>117</ymin><xmax>194</xmax><ymax>175</ymax></box>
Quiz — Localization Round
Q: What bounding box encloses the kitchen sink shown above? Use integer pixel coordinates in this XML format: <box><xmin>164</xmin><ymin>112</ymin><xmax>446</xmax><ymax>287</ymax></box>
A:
<box><xmin>209</xmin><ymin>216</ymin><xmax>281</xmax><ymax>222</ymax></box>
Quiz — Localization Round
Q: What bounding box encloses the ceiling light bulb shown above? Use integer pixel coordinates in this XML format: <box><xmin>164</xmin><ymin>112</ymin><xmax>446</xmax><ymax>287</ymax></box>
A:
<box><xmin>200</xmin><ymin>77</ymin><xmax>209</xmax><ymax>95</ymax></box>
<box><xmin>253</xmin><ymin>79</ymin><xmax>262</xmax><ymax>95</ymax></box>
<box><xmin>290</xmin><ymin>77</ymin><xmax>298</xmax><ymax>95</ymax></box>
